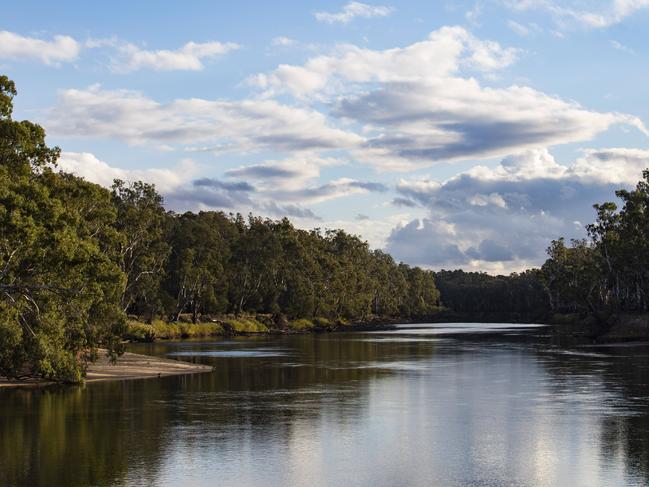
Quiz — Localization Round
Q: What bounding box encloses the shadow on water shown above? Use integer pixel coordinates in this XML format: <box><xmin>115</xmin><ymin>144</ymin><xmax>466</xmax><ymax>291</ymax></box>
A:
<box><xmin>2</xmin><ymin>324</ymin><xmax>649</xmax><ymax>486</ymax></box>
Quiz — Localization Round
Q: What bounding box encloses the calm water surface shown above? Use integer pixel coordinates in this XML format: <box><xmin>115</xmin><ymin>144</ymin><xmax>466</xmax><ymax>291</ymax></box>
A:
<box><xmin>3</xmin><ymin>323</ymin><xmax>649</xmax><ymax>487</ymax></box>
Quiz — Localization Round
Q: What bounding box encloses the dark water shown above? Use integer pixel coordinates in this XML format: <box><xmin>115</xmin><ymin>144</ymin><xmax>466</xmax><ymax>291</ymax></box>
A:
<box><xmin>3</xmin><ymin>323</ymin><xmax>649</xmax><ymax>487</ymax></box>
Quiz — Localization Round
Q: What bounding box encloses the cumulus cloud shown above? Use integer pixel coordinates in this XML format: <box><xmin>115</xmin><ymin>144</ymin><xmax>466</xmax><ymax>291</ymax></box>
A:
<box><xmin>45</xmin><ymin>28</ymin><xmax>648</xmax><ymax>179</ymax></box>
<box><xmin>108</xmin><ymin>40</ymin><xmax>240</xmax><ymax>72</ymax></box>
<box><xmin>250</xmin><ymin>26</ymin><xmax>519</xmax><ymax>98</ymax></box>
<box><xmin>249</xmin><ymin>26</ymin><xmax>646</xmax><ymax>170</ymax></box>
<box><xmin>57</xmin><ymin>152</ymin><xmax>380</xmax><ymax>222</ymax></box>
<box><xmin>163</xmin><ymin>176</ymin><xmax>383</xmax><ymax>216</ymax></box>
<box><xmin>46</xmin><ymin>85</ymin><xmax>362</xmax><ymax>152</ymax></box>
<box><xmin>58</xmin><ymin>151</ymin><xmax>198</xmax><ymax>192</ymax></box>
<box><xmin>320</xmin><ymin>212</ymin><xmax>416</xmax><ymax>249</ymax></box>
<box><xmin>314</xmin><ymin>2</ymin><xmax>393</xmax><ymax>24</ymax></box>
<box><xmin>386</xmin><ymin>147</ymin><xmax>649</xmax><ymax>272</ymax></box>
<box><xmin>0</xmin><ymin>30</ymin><xmax>80</xmax><ymax>65</ymax></box>
<box><xmin>342</xmin><ymin>80</ymin><xmax>646</xmax><ymax>170</ymax></box>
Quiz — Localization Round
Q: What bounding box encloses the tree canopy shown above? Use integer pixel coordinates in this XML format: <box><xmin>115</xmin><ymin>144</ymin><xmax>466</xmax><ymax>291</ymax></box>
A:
<box><xmin>0</xmin><ymin>76</ymin><xmax>126</xmax><ymax>382</ymax></box>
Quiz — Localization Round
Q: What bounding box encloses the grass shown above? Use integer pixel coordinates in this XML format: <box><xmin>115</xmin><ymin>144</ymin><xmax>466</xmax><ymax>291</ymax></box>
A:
<box><xmin>288</xmin><ymin>318</ymin><xmax>315</xmax><ymax>331</ymax></box>
<box><xmin>125</xmin><ymin>320</ymin><xmax>225</xmax><ymax>342</ymax></box>
<box><xmin>223</xmin><ymin>316</ymin><xmax>269</xmax><ymax>333</ymax></box>
<box><xmin>125</xmin><ymin>314</ymin><xmax>348</xmax><ymax>342</ymax></box>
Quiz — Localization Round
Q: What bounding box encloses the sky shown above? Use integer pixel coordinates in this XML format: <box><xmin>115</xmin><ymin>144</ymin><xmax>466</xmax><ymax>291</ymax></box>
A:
<box><xmin>3</xmin><ymin>0</ymin><xmax>649</xmax><ymax>274</ymax></box>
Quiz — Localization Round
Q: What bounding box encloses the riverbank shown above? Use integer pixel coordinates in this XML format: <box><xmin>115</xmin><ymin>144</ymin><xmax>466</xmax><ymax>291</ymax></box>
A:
<box><xmin>550</xmin><ymin>312</ymin><xmax>649</xmax><ymax>343</ymax></box>
<box><xmin>0</xmin><ymin>350</ymin><xmax>212</xmax><ymax>389</ymax></box>
<box><xmin>124</xmin><ymin>315</ymin><xmax>401</xmax><ymax>342</ymax></box>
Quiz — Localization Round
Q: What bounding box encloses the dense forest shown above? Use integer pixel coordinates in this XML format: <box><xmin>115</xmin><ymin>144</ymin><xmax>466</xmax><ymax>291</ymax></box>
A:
<box><xmin>433</xmin><ymin>269</ymin><xmax>549</xmax><ymax>319</ymax></box>
<box><xmin>0</xmin><ymin>76</ymin><xmax>440</xmax><ymax>382</ymax></box>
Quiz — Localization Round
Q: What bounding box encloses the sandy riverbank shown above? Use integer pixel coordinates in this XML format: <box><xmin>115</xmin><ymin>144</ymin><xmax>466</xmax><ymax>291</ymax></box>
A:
<box><xmin>0</xmin><ymin>350</ymin><xmax>212</xmax><ymax>388</ymax></box>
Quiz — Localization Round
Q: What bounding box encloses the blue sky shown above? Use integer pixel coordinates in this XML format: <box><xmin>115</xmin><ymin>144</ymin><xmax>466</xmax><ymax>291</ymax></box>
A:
<box><xmin>3</xmin><ymin>0</ymin><xmax>649</xmax><ymax>273</ymax></box>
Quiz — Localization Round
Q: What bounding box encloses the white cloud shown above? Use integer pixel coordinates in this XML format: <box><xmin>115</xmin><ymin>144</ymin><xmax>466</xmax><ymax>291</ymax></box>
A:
<box><xmin>469</xmin><ymin>192</ymin><xmax>507</xmax><ymax>208</ymax></box>
<box><xmin>225</xmin><ymin>155</ymin><xmax>343</xmax><ymax>190</ymax></box>
<box><xmin>251</xmin><ymin>26</ymin><xmax>519</xmax><ymax>98</ymax></box>
<box><xmin>248</xmin><ymin>26</ymin><xmax>646</xmax><ymax>171</ymax></box>
<box><xmin>271</xmin><ymin>36</ymin><xmax>297</xmax><ymax>47</ymax></box>
<box><xmin>0</xmin><ymin>30</ymin><xmax>80</xmax><ymax>65</ymax></box>
<box><xmin>569</xmin><ymin>147</ymin><xmax>649</xmax><ymax>184</ymax></box>
<box><xmin>507</xmin><ymin>20</ymin><xmax>542</xmax><ymax>36</ymax></box>
<box><xmin>1</xmin><ymin>34</ymin><xmax>238</xmax><ymax>71</ymax></box>
<box><xmin>319</xmin><ymin>212</ymin><xmax>416</xmax><ymax>249</ymax></box>
<box><xmin>503</xmin><ymin>0</ymin><xmax>649</xmax><ymax>29</ymax></box>
<box><xmin>387</xmin><ymin>147</ymin><xmax>649</xmax><ymax>272</ymax></box>
<box><xmin>57</xmin><ymin>151</ymin><xmax>384</xmax><ymax>222</ymax></box>
<box><xmin>46</xmin><ymin>85</ymin><xmax>362</xmax><ymax>152</ymax></box>
<box><xmin>265</xmin><ymin>177</ymin><xmax>387</xmax><ymax>205</ymax></box>
<box><xmin>108</xmin><ymin>40</ymin><xmax>240</xmax><ymax>72</ymax></box>
<box><xmin>342</xmin><ymin>80</ymin><xmax>646</xmax><ymax>170</ymax></box>
<box><xmin>314</xmin><ymin>2</ymin><xmax>393</xmax><ymax>24</ymax></box>
<box><xmin>610</xmin><ymin>40</ymin><xmax>634</xmax><ymax>53</ymax></box>
<box><xmin>58</xmin><ymin>151</ymin><xmax>198</xmax><ymax>193</ymax></box>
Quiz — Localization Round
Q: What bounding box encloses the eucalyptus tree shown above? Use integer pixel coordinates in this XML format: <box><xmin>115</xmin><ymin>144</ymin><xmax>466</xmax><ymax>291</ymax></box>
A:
<box><xmin>111</xmin><ymin>179</ymin><xmax>170</xmax><ymax>320</ymax></box>
<box><xmin>0</xmin><ymin>76</ymin><xmax>125</xmax><ymax>382</ymax></box>
<box><xmin>165</xmin><ymin>211</ymin><xmax>233</xmax><ymax>322</ymax></box>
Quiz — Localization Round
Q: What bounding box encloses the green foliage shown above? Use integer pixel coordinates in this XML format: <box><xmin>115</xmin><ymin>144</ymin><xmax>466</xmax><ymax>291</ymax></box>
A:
<box><xmin>0</xmin><ymin>75</ymin><xmax>445</xmax><ymax>382</ymax></box>
<box><xmin>288</xmin><ymin>318</ymin><xmax>315</xmax><ymax>331</ymax></box>
<box><xmin>112</xmin><ymin>180</ymin><xmax>170</xmax><ymax>320</ymax></box>
<box><xmin>435</xmin><ymin>269</ymin><xmax>548</xmax><ymax>315</ymax></box>
<box><xmin>0</xmin><ymin>77</ymin><xmax>126</xmax><ymax>383</ymax></box>
<box><xmin>164</xmin><ymin>211</ymin><xmax>233</xmax><ymax>322</ymax></box>
<box><xmin>157</xmin><ymin>213</ymin><xmax>441</xmax><ymax>324</ymax></box>
<box><xmin>313</xmin><ymin>317</ymin><xmax>332</xmax><ymax>327</ymax></box>
<box><xmin>125</xmin><ymin>320</ymin><xmax>224</xmax><ymax>341</ymax></box>
<box><xmin>540</xmin><ymin>170</ymin><xmax>649</xmax><ymax>314</ymax></box>
<box><xmin>224</xmin><ymin>317</ymin><xmax>269</xmax><ymax>333</ymax></box>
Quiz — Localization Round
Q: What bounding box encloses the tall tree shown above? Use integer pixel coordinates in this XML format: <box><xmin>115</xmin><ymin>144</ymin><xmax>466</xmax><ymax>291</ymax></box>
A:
<box><xmin>111</xmin><ymin>180</ymin><xmax>170</xmax><ymax>320</ymax></box>
<box><xmin>0</xmin><ymin>76</ymin><xmax>126</xmax><ymax>382</ymax></box>
<box><xmin>165</xmin><ymin>211</ymin><xmax>231</xmax><ymax>322</ymax></box>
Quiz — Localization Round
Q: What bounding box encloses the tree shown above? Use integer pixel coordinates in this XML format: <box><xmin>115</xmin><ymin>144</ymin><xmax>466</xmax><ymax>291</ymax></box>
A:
<box><xmin>111</xmin><ymin>180</ymin><xmax>170</xmax><ymax>320</ymax></box>
<box><xmin>165</xmin><ymin>212</ymin><xmax>231</xmax><ymax>322</ymax></box>
<box><xmin>0</xmin><ymin>76</ymin><xmax>126</xmax><ymax>382</ymax></box>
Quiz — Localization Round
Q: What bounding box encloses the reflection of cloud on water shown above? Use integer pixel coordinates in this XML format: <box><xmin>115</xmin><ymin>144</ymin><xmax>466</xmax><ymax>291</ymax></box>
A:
<box><xmin>351</xmin><ymin>337</ymin><xmax>448</xmax><ymax>343</ymax></box>
<box><xmin>168</xmin><ymin>348</ymin><xmax>287</xmax><ymax>358</ymax></box>
<box><xmin>364</xmin><ymin>322</ymin><xmax>548</xmax><ymax>337</ymax></box>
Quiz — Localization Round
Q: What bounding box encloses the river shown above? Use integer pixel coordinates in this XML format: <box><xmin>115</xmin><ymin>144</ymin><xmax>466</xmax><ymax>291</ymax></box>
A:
<box><xmin>2</xmin><ymin>323</ymin><xmax>649</xmax><ymax>487</ymax></box>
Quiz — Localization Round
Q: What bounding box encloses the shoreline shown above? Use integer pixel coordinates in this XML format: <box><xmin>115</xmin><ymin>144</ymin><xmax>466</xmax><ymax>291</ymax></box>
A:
<box><xmin>0</xmin><ymin>350</ymin><xmax>212</xmax><ymax>389</ymax></box>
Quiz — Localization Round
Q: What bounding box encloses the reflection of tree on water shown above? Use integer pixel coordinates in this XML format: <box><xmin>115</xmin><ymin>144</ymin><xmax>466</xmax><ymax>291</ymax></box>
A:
<box><xmin>528</xmin><ymin>337</ymin><xmax>649</xmax><ymax>486</ymax></box>
<box><xmin>0</xmin><ymin>381</ymin><xmax>170</xmax><ymax>487</ymax></box>
<box><xmin>7</xmin><ymin>331</ymin><xmax>649</xmax><ymax>487</ymax></box>
<box><xmin>0</xmin><ymin>334</ymin><xmax>438</xmax><ymax>487</ymax></box>
<box><xmin>593</xmin><ymin>350</ymin><xmax>649</xmax><ymax>484</ymax></box>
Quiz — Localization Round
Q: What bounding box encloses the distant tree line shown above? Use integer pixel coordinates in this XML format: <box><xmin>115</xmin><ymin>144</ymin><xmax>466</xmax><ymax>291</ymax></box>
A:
<box><xmin>0</xmin><ymin>76</ymin><xmax>440</xmax><ymax>382</ymax></box>
<box><xmin>434</xmin><ymin>269</ymin><xmax>549</xmax><ymax>317</ymax></box>
<box><xmin>117</xmin><ymin>190</ymin><xmax>441</xmax><ymax>324</ymax></box>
